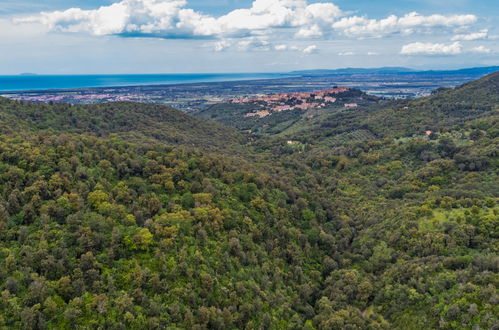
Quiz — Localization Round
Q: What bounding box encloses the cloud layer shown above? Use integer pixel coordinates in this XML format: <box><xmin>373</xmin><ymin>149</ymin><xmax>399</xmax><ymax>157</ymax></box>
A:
<box><xmin>333</xmin><ymin>12</ymin><xmax>477</xmax><ymax>38</ymax></box>
<box><xmin>16</xmin><ymin>0</ymin><xmax>342</xmax><ymax>39</ymax></box>
<box><xmin>17</xmin><ymin>0</ymin><xmax>478</xmax><ymax>41</ymax></box>
<box><xmin>13</xmin><ymin>0</ymin><xmax>493</xmax><ymax>57</ymax></box>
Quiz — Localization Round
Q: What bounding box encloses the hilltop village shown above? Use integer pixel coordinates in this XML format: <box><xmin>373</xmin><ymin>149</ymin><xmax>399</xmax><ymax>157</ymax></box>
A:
<box><xmin>230</xmin><ymin>87</ymin><xmax>359</xmax><ymax>118</ymax></box>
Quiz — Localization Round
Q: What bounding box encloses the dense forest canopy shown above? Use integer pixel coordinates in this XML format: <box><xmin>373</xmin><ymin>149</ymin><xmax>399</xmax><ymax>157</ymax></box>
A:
<box><xmin>0</xmin><ymin>98</ymin><xmax>245</xmax><ymax>153</ymax></box>
<box><xmin>0</xmin><ymin>72</ymin><xmax>498</xmax><ymax>329</ymax></box>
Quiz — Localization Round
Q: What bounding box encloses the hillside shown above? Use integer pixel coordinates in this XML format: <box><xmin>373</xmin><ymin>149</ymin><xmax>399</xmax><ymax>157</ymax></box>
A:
<box><xmin>0</xmin><ymin>73</ymin><xmax>497</xmax><ymax>329</ymax></box>
<box><xmin>363</xmin><ymin>70</ymin><xmax>499</xmax><ymax>138</ymax></box>
<box><xmin>267</xmin><ymin>71</ymin><xmax>499</xmax><ymax>146</ymax></box>
<box><xmin>196</xmin><ymin>87</ymin><xmax>379</xmax><ymax>135</ymax></box>
<box><xmin>195</xmin><ymin>71</ymin><xmax>499</xmax><ymax>144</ymax></box>
<box><xmin>0</xmin><ymin>98</ymin><xmax>245</xmax><ymax>152</ymax></box>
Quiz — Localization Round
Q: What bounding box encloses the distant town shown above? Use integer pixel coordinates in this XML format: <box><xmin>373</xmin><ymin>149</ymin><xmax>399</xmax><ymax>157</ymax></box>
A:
<box><xmin>232</xmin><ymin>87</ymin><xmax>358</xmax><ymax>118</ymax></box>
<box><xmin>1</xmin><ymin>70</ymin><xmax>494</xmax><ymax>114</ymax></box>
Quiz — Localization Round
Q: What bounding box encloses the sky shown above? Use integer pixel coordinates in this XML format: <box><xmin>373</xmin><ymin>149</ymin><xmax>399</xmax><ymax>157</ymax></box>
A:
<box><xmin>0</xmin><ymin>0</ymin><xmax>498</xmax><ymax>74</ymax></box>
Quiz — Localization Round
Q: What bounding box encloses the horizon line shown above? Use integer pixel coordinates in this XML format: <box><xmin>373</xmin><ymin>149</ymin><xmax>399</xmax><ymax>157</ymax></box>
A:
<box><xmin>3</xmin><ymin>64</ymin><xmax>499</xmax><ymax>76</ymax></box>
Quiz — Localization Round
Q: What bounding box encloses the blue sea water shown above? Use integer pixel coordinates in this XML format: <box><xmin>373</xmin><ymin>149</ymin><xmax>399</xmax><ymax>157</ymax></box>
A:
<box><xmin>0</xmin><ymin>73</ymin><xmax>286</xmax><ymax>92</ymax></box>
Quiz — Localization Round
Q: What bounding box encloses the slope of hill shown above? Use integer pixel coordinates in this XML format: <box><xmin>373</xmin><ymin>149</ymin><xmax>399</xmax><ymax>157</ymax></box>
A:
<box><xmin>0</xmin><ymin>74</ymin><xmax>497</xmax><ymax>329</ymax></box>
<box><xmin>0</xmin><ymin>98</ymin><xmax>245</xmax><ymax>152</ymax></box>
<box><xmin>196</xmin><ymin>87</ymin><xmax>379</xmax><ymax>135</ymax></box>
<box><xmin>271</xmin><ymin>71</ymin><xmax>499</xmax><ymax>146</ymax></box>
<box><xmin>363</xmin><ymin>70</ymin><xmax>499</xmax><ymax>138</ymax></box>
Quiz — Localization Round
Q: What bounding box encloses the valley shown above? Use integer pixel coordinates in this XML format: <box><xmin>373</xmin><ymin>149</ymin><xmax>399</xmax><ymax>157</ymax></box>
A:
<box><xmin>0</xmin><ymin>71</ymin><xmax>497</xmax><ymax>329</ymax></box>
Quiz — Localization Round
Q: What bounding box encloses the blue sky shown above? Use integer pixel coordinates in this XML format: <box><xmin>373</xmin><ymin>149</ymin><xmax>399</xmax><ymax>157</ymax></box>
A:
<box><xmin>0</xmin><ymin>0</ymin><xmax>498</xmax><ymax>74</ymax></box>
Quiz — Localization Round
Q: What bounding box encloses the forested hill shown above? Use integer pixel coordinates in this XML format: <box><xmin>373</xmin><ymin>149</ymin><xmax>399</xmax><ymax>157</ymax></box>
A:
<box><xmin>269</xmin><ymin>71</ymin><xmax>499</xmax><ymax>146</ymax></box>
<box><xmin>435</xmin><ymin>69</ymin><xmax>499</xmax><ymax>99</ymax></box>
<box><xmin>0</xmin><ymin>73</ymin><xmax>497</xmax><ymax>329</ymax></box>
<box><xmin>363</xmin><ymin>70</ymin><xmax>499</xmax><ymax>138</ymax></box>
<box><xmin>0</xmin><ymin>98</ymin><xmax>245</xmax><ymax>152</ymax></box>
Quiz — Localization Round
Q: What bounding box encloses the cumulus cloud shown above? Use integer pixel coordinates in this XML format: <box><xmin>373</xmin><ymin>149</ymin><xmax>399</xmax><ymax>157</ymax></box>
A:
<box><xmin>333</xmin><ymin>12</ymin><xmax>477</xmax><ymax>38</ymax></box>
<box><xmin>295</xmin><ymin>24</ymin><xmax>323</xmax><ymax>38</ymax></box>
<box><xmin>400</xmin><ymin>41</ymin><xmax>462</xmax><ymax>55</ymax></box>
<box><xmin>16</xmin><ymin>1</ymin><xmax>480</xmax><ymax>43</ymax></box>
<box><xmin>452</xmin><ymin>29</ymin><xmax>488</xmax><ymax>41</ymax></box>
<box><xmin>14</xmin><ymin>0</ymin><xmax>487</xmax><ymax>59</ymax></box>
<box><xmin>16</xmin><ymin>0</ymin><xmax>342</xmax><ymax>39</ymax></box>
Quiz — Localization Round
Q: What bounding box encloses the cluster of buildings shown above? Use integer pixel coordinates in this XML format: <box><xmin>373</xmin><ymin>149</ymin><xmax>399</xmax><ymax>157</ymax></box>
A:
<box><xmin>230</xmin><ymin>87</ymin><xmax>358</xmax><ymax>118</ymax></box>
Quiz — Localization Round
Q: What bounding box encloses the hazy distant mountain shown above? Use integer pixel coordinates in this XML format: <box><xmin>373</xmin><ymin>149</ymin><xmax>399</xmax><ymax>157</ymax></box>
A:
<box><xmin>290</xmin><ymin>66</ymin><xmax>499</xmax><ymax>76</ymax></box>
<box><xmin>421</xmin><ymin>66</ymin><xmax>499</xmax><ymax>75</ymax></box>
<box><xmin>290</xmin><ymin>67</ymin><xmax>416</xmax><ymax>75</ymax></box>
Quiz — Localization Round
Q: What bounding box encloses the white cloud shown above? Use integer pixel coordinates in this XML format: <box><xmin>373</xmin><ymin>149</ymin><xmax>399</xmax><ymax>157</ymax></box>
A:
<box><xmin>470</xmin><ymin>45</ymin><xmax>491</xmax><ymax>54</ymax></box>
<box><xmin>296</xmin><ymin>24</ymin><xmax>323</xmax><ymax>38</ymax></box>
<box><xmin>333</xmin><ymin>12</ymin><xmax>477</xmax><ymax>38</ymax></box>
<box><xmin>13</xmin><ymin>0</ymin><xmax>486</xmax><ymax>61</ymax></box>
<box><xmin>16</xmin><ymin>0</ymin><xmax>342</xmax><ymax>39</ymax></box>
<box><xmin>400</xmin><ymin>41</ymin><xmax>462</xmax><ymax>55</ymax></box>
<box><xmin>451</xmin><ymin>29</ymin><xmax>488</xmax><ymax>41</ymax></box>
<box><xmin>17</xmin><ymin>1</ymin><xmax>479</xmax><ymax>43</ymax></box>
<box><xmin>302</xmin><ymin>45</ymin><xmax>317</xmax><ymax>53</ymax></box>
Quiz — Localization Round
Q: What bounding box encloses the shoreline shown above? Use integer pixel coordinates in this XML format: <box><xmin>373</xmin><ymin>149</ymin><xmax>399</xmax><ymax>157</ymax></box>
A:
<box><xmin>0</xmin><ymin>73</ymin><xmax>290</xmax><ymax>93</ymax></box>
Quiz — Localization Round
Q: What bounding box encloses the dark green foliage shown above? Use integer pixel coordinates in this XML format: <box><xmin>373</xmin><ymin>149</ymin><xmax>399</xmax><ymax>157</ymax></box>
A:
<box><xmin>363</xmin><ymin>71</ymin><xmax>499</xmax><ymax>138</ymax></box>
<box><xmin>0</xmin><ymin>132</ymin><xmax>330</xmax><ymax>328</ymax></box>
<box><xmin>0</xmin><ymin>72</ymin><xmax>498</xmax><ymax>329</ymax></box>
<box><xmin>0</xmin><ymin>99</ymin><xmax>244</xmax><ymax>152</ymax></box>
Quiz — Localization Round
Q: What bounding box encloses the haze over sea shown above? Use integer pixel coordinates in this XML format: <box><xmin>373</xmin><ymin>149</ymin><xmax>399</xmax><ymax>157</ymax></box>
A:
<box><xmin>0</xmin><ymin>73</ymin><xmax>286</xmax><ymax>92</ymax></box>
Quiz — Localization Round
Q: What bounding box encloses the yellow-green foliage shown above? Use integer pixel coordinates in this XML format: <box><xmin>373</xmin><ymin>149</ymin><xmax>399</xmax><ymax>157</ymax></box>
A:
<box><xmin>0</xmin><ymin>72</ymin><xmax>498</xmax><ymax>329</ymax></box>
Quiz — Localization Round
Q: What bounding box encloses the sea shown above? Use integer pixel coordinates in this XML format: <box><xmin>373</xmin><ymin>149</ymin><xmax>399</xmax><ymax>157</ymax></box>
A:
<box><xmin>0</xmin><ymin>73</ymin><xmax>287</xmax><ymax>92</ymax></box>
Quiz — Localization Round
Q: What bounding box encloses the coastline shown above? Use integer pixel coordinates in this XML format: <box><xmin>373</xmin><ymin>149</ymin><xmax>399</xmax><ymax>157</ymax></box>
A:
<box><xmin>0</xmin><ymin>73</ymin><xmax>289</xmax><ymax>93</ymax></box>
